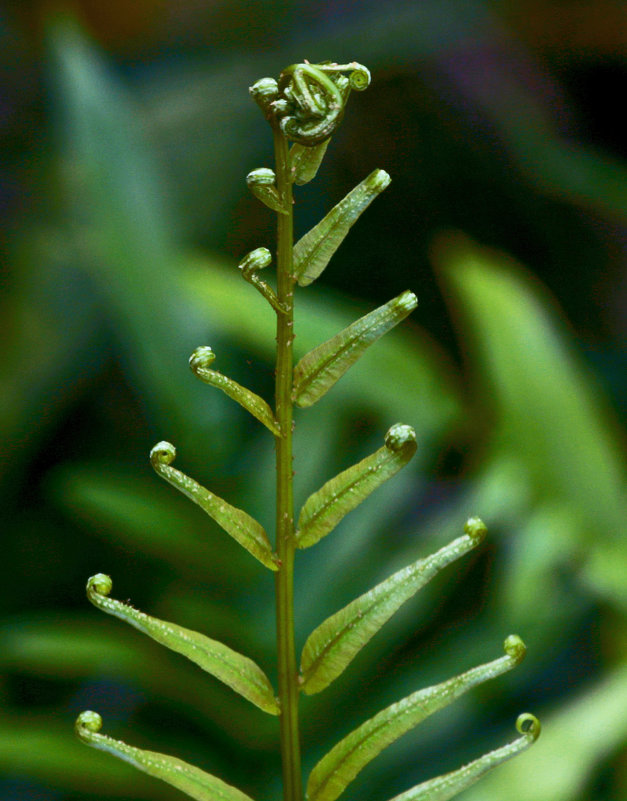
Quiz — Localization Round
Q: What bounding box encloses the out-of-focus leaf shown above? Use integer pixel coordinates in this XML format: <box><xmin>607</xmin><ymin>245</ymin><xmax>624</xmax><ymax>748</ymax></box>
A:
<box><xmin>1</xmin><ymin>617</ymin><xmax>276</xmax><ymax>748</ymax></box>
<box><xmin>150</xmin><ymin>441</ymin><xmax>279</xmax><ymax>571</ymax></box>
<box><xmin>307</xmin><ymin>636</ymin><xmax>526</xmax><ymax>801</ymax></box>
<box><xmin>75</xmin><ymin>711</ymin><xmax>256</xmax><ymax>801</ymax></box>
<box><xmin>296</xmin><ymin>423</ymin><xmax>417</xmax><ymax>549</ymax></box>
<box><xmin>293</xmin><ymin>169</ymin><xmax>391</xmax><ymax>286</ymax></box>
<box><xmin>48</xmin><ymin>464</ymin><xmax>252</xmax><ymax>582</ymax></box>
<box><xmin>384</xmin><ymin>715</ymin><xmax>540</xmax><ymax>801</ymax></box>
<box><xmin>86</xmin><ymin>574</ymin><xmax>279</xmax><ymax>715</ymax></box>
<box><xmin>436</xmin><ymin>236</ymin><xmax>625</xmax><ymax>547</ymax></box>
<box><xmin>0</xmin><ymin>717</ymin><xmax>171</xmax><ymax>799</ymax></box>
<box><xmin>0</xmin><ymin>256</ymin><xmax>104</xmax><ymax>487</ymax></box>
<box><xmin>184</xmin><ymin>257</ymin><xmax>460</xmax><ymax>450</ymax></box>
<box><xmin>47</xmin><ymin>19</ymin><xmax>222</xmax><ymax>439</ymax></box>
<box><xmin>293</xmin><ymin>290</ymin><xmax>418</xmax><ymax>408</ymax></box>
<box><xmin>300</xmin><ymin>519</ymin><xmax>487</xmax><ymax>694</ymax></box>
<box><xmin>459</xmin><ymin>662</ymin><xmax>627</xmax><ymax>801</ymax></box>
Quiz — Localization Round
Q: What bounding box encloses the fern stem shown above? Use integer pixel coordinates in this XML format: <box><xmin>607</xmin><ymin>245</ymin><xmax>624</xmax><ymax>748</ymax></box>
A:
<box><xmin>273</xmin><ymin>127</ymin><xmax>303</xmax><ymax>801</ymax></box>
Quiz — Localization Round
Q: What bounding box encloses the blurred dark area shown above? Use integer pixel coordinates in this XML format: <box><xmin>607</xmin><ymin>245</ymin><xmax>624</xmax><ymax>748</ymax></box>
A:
<box><xmin>1</xmin><ymin>2</ymin><xmax>625</xmax><ymax>801</ymax></box>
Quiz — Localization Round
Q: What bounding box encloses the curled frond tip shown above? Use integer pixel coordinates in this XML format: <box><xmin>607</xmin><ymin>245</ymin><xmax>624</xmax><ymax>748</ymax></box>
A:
<box><xmin>504</xmin><ymin>634</ymin><xmax>527</xmax><ymax>663</ymax></box>
<box><xmin>86</xmin><ymin>573</ymin><xmax>112</xmax><ymax>597</ymax></box>
<box><xmin>75</xmin><ymin>710</ymin><xmax>103</xmax><ymax>738</ymax></box>
<box><xmin>464</xmin><ymin>516</ymin><xmax>488</xmax><ymax>544</ymax></box>
<box><xmin>516</xmin><ymin>712</ymin><xmax>541</xmax><ymax>740</ymax></box>
<box><xmin>384</xmin><ymin>423</ymin><xmax>417</xmax><ymax>452</ymax></box>
<box><xmin>150</xmin><ymin>441</ymin><xmax>176</xmax><ymax>466</ymax></box>
<box><xmin>189</xmin><ymin>345</ymin><xmax>216</xmax><ymax>372</ymax></box>
<box><xmin>252</xmin><ymin>61</ymin><xmax>371</xmax><ymax>145</ymax></box>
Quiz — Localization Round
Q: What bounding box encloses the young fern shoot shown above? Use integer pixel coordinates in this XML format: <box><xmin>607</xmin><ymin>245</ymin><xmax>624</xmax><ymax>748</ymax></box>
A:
<box><xmin>76</xmin><ymin>61</ymin><xmax>540</xmax><ymax>801</ymax></box>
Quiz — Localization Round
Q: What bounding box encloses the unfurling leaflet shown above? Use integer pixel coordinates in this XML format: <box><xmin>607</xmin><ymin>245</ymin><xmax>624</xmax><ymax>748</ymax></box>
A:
<box><xmin>299</xmin><ymin>518</ymin><xmax>488</xmax><ymax>694</ymax></box>
<box><xmin>236</xmin><ymin>247</ymin><xmax>287</xmax><ymax>316</ymax></box>
<box><xmin>293</xmin><ymin>168</ymin><xmax>391</xmax><ymax>286</ymax></box>
<box><xmin>75</xmin><ymin>711</ymin><xmax>258</xmax><ymax>801</ymax></box>
<box><xmin>293</xmin><ymin>289</ymin><xmax>418</xmax><ymax>407</ymax></box>
<box><xmin>296</xmin><ymin>423</ymin><xmax>417</xmax><ymax>549</ymax></box>
<box><xmin>246</xmin><ymin>168</ymin><xmax>287</xmax><ymax>214</ymax></box>
<box><xmin>86</xmin><ymin>574</ymin><xmax>279</xmax><ymax>715</ymax></box>
<box><xmin>384</xmin><ymin>715</ymin><xmax>541</xmax><ymax>801</ymax></box>
<box><xmin>189</xmin><ymin>343</ymin><xmax>282</xmax><ymax>434</ymax></box>
<box><xmin>306</xmin><ymin>635</ymin><xmax>526</xmax><ymax>801</ymax></box>
<box><xmin>150</xmin><ymin>442</ymin><xmax>279</xmax><ymax>570</ymax></box>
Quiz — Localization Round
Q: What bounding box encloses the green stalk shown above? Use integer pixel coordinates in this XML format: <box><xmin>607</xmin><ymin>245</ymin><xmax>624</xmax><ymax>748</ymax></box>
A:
<box><xmin>273</xmin><ymin>128</ymin><xmax>303</xmax><ymax>801</ymax></box>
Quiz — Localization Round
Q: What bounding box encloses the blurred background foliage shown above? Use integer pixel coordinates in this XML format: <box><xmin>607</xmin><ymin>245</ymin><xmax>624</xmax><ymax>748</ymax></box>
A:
<box><xmin>1</xmin><ymin>1</ymin><xmax>625</xmax><ymax>800</ymax></box>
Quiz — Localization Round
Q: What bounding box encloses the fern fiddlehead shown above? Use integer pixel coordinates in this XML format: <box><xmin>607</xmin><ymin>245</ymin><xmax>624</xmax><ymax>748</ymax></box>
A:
<box><xmin>76</xmin><ymin>60</ymin><xmax>539</xmax><ymax>801</ymax></box>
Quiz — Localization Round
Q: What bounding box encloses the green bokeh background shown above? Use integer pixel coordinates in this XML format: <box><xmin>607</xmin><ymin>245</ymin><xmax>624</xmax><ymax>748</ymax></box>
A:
<box><xmin>1</xmin><ymin>2</ymin><xmax>625</xmax><ymax>800</ymax></box>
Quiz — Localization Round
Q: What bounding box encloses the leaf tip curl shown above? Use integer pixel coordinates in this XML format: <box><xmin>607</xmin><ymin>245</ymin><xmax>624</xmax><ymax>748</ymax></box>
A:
<box><xmin>464</xmin><ymin>516</ymin><xmax>488</xmax><ymax>544</ymax></box>
<box><xmin>516</xmin><ymin>712</ymin><xmax>541</xmax><ymax>741</ymax></box>
<box><xmin>246</xmin><ymin>167</ymin><xmax>275</xmax><ymax>187</ymax></box>
<box><xmin>348</xmin><ymin>64</ymin><xmax>371</xmax><ymax>91</ymax></box>
<box><xmin>249</xmin><ymin>76</ymin><xmax>279</xmax><ymax>117</ymax></box>
<box><xmin>86</xmin><ymin>573</ymin><xmax>112</xmax><ymax>597</ymax></box>
<box><xmin>150</xmin><ymin>441</ymin><xmax>176</xmax><ymax>467</ymax></box>
<box><xmin>246</xmin><ymin>168</ymin><xmax>285</xmax><ymax>213</ymax></box>
<box><xmin>75</xmin><ymin>710</ymin><xmax>102</xmax><ymax>740</ymax></box>
<box><xmin>239</xmin><ymin>247</ymin><xmax>273</xmax><ymax>275</ymax></box>
<box><xmin>397</xmin><ymin>289</ymin><xmax>418</xmax><ymax>313</ymax></box>
<box><xmin>504</xmin><ymin>634</ymin><xmax>527</xmax><ymax>664</ymax></box>
<box><xmin>370</xmin><ymin>168</ymin><xmax>391</xmax><ymax>193</ymax></box>
<box><xmin>384</xmin><ymin>423</ymin><xmax>417</xmax><ymax>453</ymax></box>
<box><xmin>189</xmin><ymin>345</ymin><xmax>216</xmax><ymax>372</ymax></box>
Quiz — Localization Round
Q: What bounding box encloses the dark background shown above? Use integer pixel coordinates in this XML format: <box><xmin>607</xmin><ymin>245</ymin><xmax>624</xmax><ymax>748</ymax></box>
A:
<box><xmin>1</xmin><ymin>2</ymin><xmax>625</xmax><ymax>801</ymax></box>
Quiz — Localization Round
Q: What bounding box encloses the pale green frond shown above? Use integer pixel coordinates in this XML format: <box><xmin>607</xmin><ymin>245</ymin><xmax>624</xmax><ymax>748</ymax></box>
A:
<box><xmin>86</xmin><ymin>574</ymin><xmax>279</xmax><ymax>715</ymax></box>
<box><xmin>189</xmin><ymin>345</ymin><xmax>281</xmax><ymax>436</ymax></box>
<box><xmin>75</xmin><ymin>711</ymin><xmax>257</xmax><ymax>801</ymax></box>
<box><xmin>307</xmin><ymin>637</ymin><xmax>528</xmax><ymax>801</ymax></box>
<box><xmin>293</xmin><ymin>290</ymin><xmax>417</xmax><ymax>407</ymax></box>
<box><xmin>150</xmin><ymin>441</ymin><xmax>279</xmax><ymax>571</ymax></box>
<box><xmin>300</xmin><ymin>519</ymin><xmax>488</xmax><ymax>694</ymax></box>
<box><xmin>296</xmin><ymin>423</ymin><xmax>417</xmax><ymax>549</ymax></box>
<box><xmin>293</xmin><ymin>169</ymin><xmax>391</xmax><ymax>286</ymax></box>
<box><xmin>385</xmin><ymin>715</ymin><xmax>541</xmax><ymax>801</ymax></box>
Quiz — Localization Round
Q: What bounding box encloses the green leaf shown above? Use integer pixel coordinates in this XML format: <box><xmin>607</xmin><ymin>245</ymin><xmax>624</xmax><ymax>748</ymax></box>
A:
<box><xmin>48</xmin><ymin>20</ymin><xmax>212</xmax><ymax>435</ymax></box>
<box><xmin>0</xmin><ymin>716</ymin><xmax>170</xmax><ymax>800</ymax></box>
<box><xmin>300</xmin><ymin>518</ymin><xmax>487</xmax><ymax>693</ymax></box>
<box><xmin>150</xmin><ymin>441</ymin><xmax>279</xmax><ymax>571</ymax></box>
<box><xmin>293</xmin><ymin>290</ymin><xmax>417</xmax><ymax>407</ymax></box>
<box><xmin>459</xmin><ymin>662</ymin><xmax>627</xmax><ymax>801</ymax></box>
<box><xmin>436</xmin><ymin>236</ymin><xmax>625</xmax><ymax>543</ymax></box>
<box><xmin>189</xmin><ymin>346</ymin><xmax>281</xmax><ymax>436</ymax></box>
<box><xmin>296</xmin><ymin>423</ymin><xmax>417</xmax><ymax>549</ymax></box>
<box><xmin>293</xmin><ymin>169</ymin><xmax>391</xmax><ymax>286</ymax></box>
<box><xmin>384</xmin><ymin>715</ymin><xmax>541</xmax><ymax>801</ymax></box>
<box><xmin>1</xmin><ymin>615</ymin><xmax>277</xmax><ymax>749</ymax></box>
<box><xmin>290</xmin><ymin>139</ymin><xmax>330</xmax><ymax>185</ymax></box>
<box><xmin>86</xmin><ymin>574</ymin><xmax>279</xmax><ymax>715</ymax></box>
<box><xmin>307</xmin><ymin>636</ymin><xmax>527</xmax><ymax>801</ymax></box>
<box><xmin>75</xmin><ymin>711</ymin><xmax>256</xmax><ymax>801</ymax></box>
<box><xmin>184</xmin><ymin>258</ymin><xmax>461</xmax><ymax>447</ymax></box>
<box><xmin>237</xmin><ymin>247</ymin><xmax>286</xmax><ymax>314</ymax></box>
<box><xmin>48</xmin><ymin>464</ymin><xmax>252</xmax><ymax>582</ymax></box>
